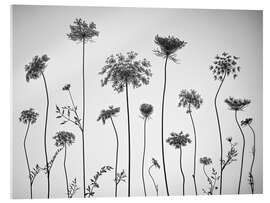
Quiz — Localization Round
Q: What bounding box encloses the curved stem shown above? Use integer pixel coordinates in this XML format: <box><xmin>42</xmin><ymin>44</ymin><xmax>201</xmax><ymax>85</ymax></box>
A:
<box><xmin>82</xmin><ymin>39</ymin><xmax>86</xmax><ymax>197</ymax></box>
<box><xmin>64</xmin><ymin>145</ymin><xmax>69</xmax><ymax>198</ymax></box>
<box><xmin>148</xmin><ymin>165</ymin><xmax>158</xmax><ymax>196</ymax></box>
<box><xmin>110</xmin><ymin>117</ymin><xmax>119</xmax><ymax>197</ymax></box>
<box><xmin>161</xmin><ymin>56</ymin><xmax>170</xmax><ymax>196</ymax></box>
<box><xmin>41</xmin><ymin>72</ymin><xmax>50</xmax><ymax>198</ymax></box>
<box><xmin>179</xmin><ymin>146</ymin><xmax>185</xmax><ymax>196</ymax></box>
<box><xmin>248</xmin><ymin>124</ymin><xmax>256</xmax><ymax>194</ymax></box>
<box><xmin>23</xmin><ymin>122</ymin><xmax>32</xmax><ymax>199</ymax></box>
<box><xmin>235</xmin><ymin>110</ymin><xmax>245</xmax><ymax>194</ymax></box>
<box><xmin>202</xmin><ymin>165</ymin><xmax>212</xmax><ymax>195</ymax></box>
<box><xmin>214</xmin><ymin>73</ymin><xmax>226</xmax><ymax>195</ymax></box>
<box><xmin>125</xmin><ymin>82</ymin><xmax>131</xmax><ymax>197</ymax></box>
<box><xmin>142</xmin><ymin>118</ymin><xmax>147</xmax><ymax>196</ymax></box>
<box><xmin>189</xmin><ymin>107</ymin><xmax>198</xmax><ymax>195</ymax></box>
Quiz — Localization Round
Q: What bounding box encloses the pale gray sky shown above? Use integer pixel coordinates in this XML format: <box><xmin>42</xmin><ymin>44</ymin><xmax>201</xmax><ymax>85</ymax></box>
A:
<box><xmin>12</xmin><ymin>5</ymin><xmax>262</xmax><ymax>199</ymax></box>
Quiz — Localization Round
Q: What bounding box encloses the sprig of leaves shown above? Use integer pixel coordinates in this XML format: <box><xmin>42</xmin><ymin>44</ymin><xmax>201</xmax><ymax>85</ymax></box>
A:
<box><xmin>202</xmin><ymin>167</ymin><xmax>219</xmax><ymax>195</ymax></box>
<box><xmin>115</xmin><ymin>170</ymin><xmax>127</xmax><ymax>185</ymax></box>
<box><xmin>221</xmin><ymin>137</ymin><xmax>238</xmax><ymax>171</ymax></box>
<box><xmin>29</xmin><ymin>164</ymin><xmax>42</xmax><ymax>184</ymax></box>
<box><xmin>68</xmin><ymin>178</ymin><xmax>79</xmax><ymax>198</ymax></box>
<box><xmin>56</xmin><ymin>105</ymin><xmax>82</xmax><ymax>128</ymax></box>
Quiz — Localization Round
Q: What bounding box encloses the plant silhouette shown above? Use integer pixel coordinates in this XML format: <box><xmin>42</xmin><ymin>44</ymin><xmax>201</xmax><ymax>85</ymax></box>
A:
<box><xmin>225</xmin><ymin>97</ymin><xmax>251</xmax><ymax>194</ymax></box>
<box><xmin>139</xmin><ymin>103</ymin><xmax>154</xmax><ymax>196</ymax></box>
<box><xmin>148</xmin><ymin>158</ymin><xmax>160</xmax><ymax>196</ymax></box>
<box><xmin>67</xmin><ymin>18</ymin><xmax>99</xmax><ymax>197</ymax></box>
<box><xmin>154</xmin><ymin>35</ymin><xmax>187</xmax><ymax>196</ymax></box>
<box><xmin>200</xmin><ymin>157</ymin><xmax>219</xmax><ymax>195</ymax></box>
<box><xmin>97</xmin><ymin>106</ymin><xmax>121</xmax><ymax>197</ymax></box>
<box><xmin>53</xmin><ymin>131</ymin><xmax>76</xmax><ymax>198</ymax></box>
<box><xmin>241</xmin><ymin>118</ymin><xmax>256</xmax><ymax>194</ymax></box>
<box><xmin>209</xmin><ymin>52</ymin><xmax>240</xmax><ymax>194</ymax></box>
<box><xmin>221</xmin><ymin>137</ymin><xmax>238</xmax><ymax>173</ymax></box>
<box><xmin>166</xmin><ymin>131</ymin><xmax>191</xmax><ymax>195</ymax></box>
<box><xmin>178</xmin><ymin>89</ymin><xmax>203</xmax><ymax>195</ymax></box>
<box><xmin>99</xmin><ymin>51</ymin><xmax>152</xmax><ymax>196</ymax></box>
<box><xmin>19</xmin><ymin>108</ymin><xmax>39</xmax><ymax>199</ymax></box>
<box><xmin>24</xmin><ymin>54</ymin><xmax>51</xmax><ymax>198</ymax></box>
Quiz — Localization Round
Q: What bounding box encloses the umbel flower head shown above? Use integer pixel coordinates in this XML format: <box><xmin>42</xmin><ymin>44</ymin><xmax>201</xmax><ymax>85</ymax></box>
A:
<box><xmin>19</xmin><ymin>108</ymin><xmax>39</xmax><ymax>124</ymax></box>
<box><xmin>153</xmin><ymin>35</ymin><xmax>187</xmax><ymax>63</ymax></box>
<box><xmin>67</xmin><ymin>18</ymin><xmax>99</xmax><ymax>43</ymax></box>
<box><xmin>241</xmin><ymin>118</ymin><xmax>253</xmax><ymax>126</ymax></box>
<box><xmin>178</xmin><ymin>89</ymin><xmax>203</xmax><ymax>112</ymax></box>
<box><xmin>140</xmin><ymin>103</ymin><xmax>154</xmax><ymax>119</ymax></box>
<box><xmin>166</xmin><ymin>131</ymin><xmax>191</xmax><ymax>149</ymax></box>
<box><xmin>209</xmin><ymin>52</ymin><xmax>240</xmax><ymax>81</ymax></box>
<box><xmin>62</xmin><ymin>84</ymin><xmax>71</xmax><ymax>91</ymax></box>
<box><xmin>224</xmin><ymin>97</ymin><xmax>251</xmax><ymax>111</ymax></box>
<box><xmin>200</xmin><ymin>157</ymin><xmax>212</xmax><ymax>166</ymax></box>
<box><xmin>25</xmin><ymin>55</ymin><xmax>50</xmax><ymax>82</ymax></box>
<box><xmin>151</xmin><ymin>158</ymin><xmax>160</xmax><ymax>169</ymax></box>
<box><xmin>53</xmin><ymin>131</ymin><xmax>75</xmax><ymax>147</ymax></box>
<box><xmin>97</xmin><ymin>106</ymin><xmax>120</xmax><ymax>124</ymax></box>
<box><xmin>99</xmin><ymin>51</ymin><xmax>152</xmax><ymax>93</ymax></box>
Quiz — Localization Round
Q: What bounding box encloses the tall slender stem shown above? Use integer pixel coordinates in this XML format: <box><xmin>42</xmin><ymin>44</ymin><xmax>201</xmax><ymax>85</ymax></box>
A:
<box><xmin>82</xmin><ymin>38</ymin><xmax>86</xmax><ymax>197</ymax></box>
<box><xmin>161</xmin><ymin>56</ymin><xmax>170</xmax><ymax>196</ymax></box>
<box><xmin>235</xmin><ymin>110</ymin><xmax>245</xmax><ymax>194</ymax></box>
<box><xmin>110</xmin><ymin>117</ymin><xmax>119</xmax><ymax>197</ymax></box>
<box><xmin>188</xmin><ymin>106</ymin><xmax>198</xmax><ymax>195</ymax></box>
<box><xmin>64</xmin><ymin>145</ymin><xmax>69</xmax><ymax>198</ymax></box>
<box><xmin>148</xmin><ymin>165</ymin><xmax>158</xmax><ymax>196</ymax></box>
<box><xmin>41</xmin><ymin>72</ymin><xmax>50</xmax><ymax>198</ymax></box>
<box><xmin>179</xmin><ymin>146</ymin><xmax>185</xmax><ymax>196</ymax></box>
<box><xmin>248</xmin><ymin>124</ymin><xmax>256</xmax><ymax>194</ymax></box>
<box><xmin>214</xmin><ymin>73</ymin><xmax>226</xmax><ymax>195</ymax></box>
<box><xmin>142</xmin><ymin>118</ymin><xmax>147</xmax><ymax>196</ymax></box>
<box><xmin>125</xmin><ymin>82</ymin><xmax>131</xmax><ymax>197</ymax></box>
<box><xmin>23</xmin><ymin>122</ymin><xmax>32</xmax><ymax>199</ymax></box>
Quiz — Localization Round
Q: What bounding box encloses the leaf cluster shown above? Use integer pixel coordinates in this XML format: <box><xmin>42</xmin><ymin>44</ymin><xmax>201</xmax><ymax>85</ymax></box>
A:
<box><xmin>241</xmin><ymin>118</ymin><xmax>253</xmax><ymax>126</ymax></box>
<box><xmin>56</xmin><ymin>105</ymin><xmax>82</xmax><ymax>128</ymax></box>
<box><xmin>115</xmin><ymin>170</ymin><xmax>127</xmax><ymax>185</ymax></box>
<box><xmin>222</xmin><ymin>137</ymin><xmax>238</xmax><ymax>171</ymax></box>
<box><xmin>68</xmin><ymin>178</ymin><xmax>79</xmax><ymax>198</ymax></box>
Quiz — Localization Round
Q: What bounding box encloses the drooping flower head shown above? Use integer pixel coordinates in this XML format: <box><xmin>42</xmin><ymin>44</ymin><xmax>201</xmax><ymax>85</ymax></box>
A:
<box><xmin>99</xmin><ymin>51</ymin><xmax>152</xmax><ymax>93</ymax></box>
<box><xmin>209</xmin><ymin>52</ymin><xmax>240</xmax><ymax>81</ymax></box>
<box><xmin>67</xmin><ymin>18</ymin><xmax>99</xmax><ymax>43</ymax></box>
<box><xmin>140</xmin><ymin>103</ymin><xmax>154</xmax><ymax>119</ymax></box>
<box><xmin>178</xmin><ymin>89</ymin><xmax>203</xmax><ymax>112</ymax></box>
<box><xmin>97</xmin><ymin>106</ymin><xmax>120</xmax><ymax>124</ymax></box>
<box><xmin>62</xmin><ymin>84</ymin><xmax>71</xmax><ymax>91</ymax></box>
<box><xmin>241</xmin><ymin>118</ymin><xmax>253</xmax><ymax>126</ymax></box>
<box><xmin>25</xmin><ymin>55</ymin><xmax>50</xmax><ymax>82</ymax></box>
<box><xmin>224</xmin><ymin>97</ymin><xmax>251</xmax><ymax>111</ymax></box>
<box><xmin>19</xmin><ymin>108</ymin><xmax>39</xmax><ymax>124</ymax></box>
<box><xmin>166</xmin><ymin>131</ymin><xmax>191</xmax><ymax>149</ymax></box>
<box><xmin>151</xmin><ymin>158</ymin><xmax>160</xmax><ymax>169</ymax></box>
<box><xmin>200</xmin><ymin>157</ymin><xmax>212</xmax><ymax>166</ymax></box>
<box><xmin>153</xmin><ymin>35</ymin><xmax>187</xmax><ymax>62</ymax></box>
<box><xmin>53</xmin><ymin>131</ymin><xmax>75</xmax><ymax>147</ymax></box>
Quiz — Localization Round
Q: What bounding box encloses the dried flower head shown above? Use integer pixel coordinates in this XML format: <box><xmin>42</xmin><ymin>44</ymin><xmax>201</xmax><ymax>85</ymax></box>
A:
<box><xmin>19</xmin><ymin>108</ymin><xmax>39</xmax><ymax>124</ymax></box>
<box><xmin>25</xmin><ymin>55</ymin><xmax>50</xmax><ymax>82</ymax></box>
<box><xmin>99</xmin><ymin>51</ymin><xmax>152</xmax><ymax>93</ymax></box>
<box><xmin>209</xmin><ymin>52</ymin><xmax>240</xmax><ymax>81</ymax></box>
<box><xmin>200</xmin><ymin>157</ymin><xmax>212</xmax><ymax>165</ymax></box>
<box><xmin>178</xmin><ymin>89</ymin><xmax>203</xmax><ymax>112</ymax></box>
<box><xmin>140</xmin><ymin>103</ymin><xmax>154</xmax><ymax>119</ymax></box>
<box><xmin>53</xmin><ymin>131</ymin><xmax>75</xmax><ymax>147</ymax></box>
<box><xmin>224</xmin><ymin>97</ymin><xmax>251</xmax><ymax>111</ymax></box>
<box><xmin>153</xmin><ymin>35</ymin><xmax>187</xmax><ymax>62</ymax></box>
<box><xmin>241</xmin><ymin>118</ymin><xmax>253</xmax><ymax>126</ymax></box>
<box><xmin>166</xmin><ymin>131</ymin><xmax>191</xmax><ymax>148</ymax></box>
<box><xmin>226</xmin><ymin>137</ymin><xmax>233</xmax><ymax>143</ymax></box>
<box><xmin>151</xmin><ymin>158</ymin><xmax>160</xmax><ymax>169</ymax></box>
<box><xmin>97</xmin><ymin>106</ymin><xmax>120</xmax><ymax>124</ymax></box>
<box><xmin>67</xmin><ymin>18</ymin><xmax>99</xmax><ymax>43</ymax></box>
<box><xmin>62</xmin><ymin>84</ymin><xmax>71</xmax><ymax>91</ymax></box>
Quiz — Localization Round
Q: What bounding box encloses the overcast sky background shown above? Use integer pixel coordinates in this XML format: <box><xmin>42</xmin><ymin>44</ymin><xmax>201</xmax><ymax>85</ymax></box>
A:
<box><xmin>12</xmin><ymin>5</ymin><xmax>262</xmax><ymax>199</ymax></box>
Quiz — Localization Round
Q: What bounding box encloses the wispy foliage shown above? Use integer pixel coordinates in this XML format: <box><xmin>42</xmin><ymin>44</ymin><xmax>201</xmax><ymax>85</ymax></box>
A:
<box><xmin>166</xmin><ymin>131</ymin><xmax>192</xmax><ymax>148</ymax></box>
<box><xmin>140</xmin><ymin>103</ymin><xmax>154</xmax><ymax>119</ymax></box>
<box><xmin>29</xmin><ymin>164</ymin><xmax>42</xmax><ymax>184</ymax></box>
<box><xmin>148</xmin><ymin>158</ymin><xmax>160</xmax><ymax>196</ymax></box>
<box><xmin>85</xmin><ymin>166</ymin><xmax>113</xmax><ymax>197</ymax></box>
<box><xmin>209</xmin><ymin>52</ymin><xmax>240</xmax><ymax>80</ymax></box>
<box><xmin>153</xmin><ymin>35</ymin><xmax>187</xmax><ymax>62</ymax></box>
<box><xmin>241</xmin><ymin>118</ymin><xmax>253</xmax><ymax>126</ymax></box>
<box><xmin>25</xmin><ymin>55</ymin><xmax>50</xmax><ymax>82</ymax></box>
<box><xmin>68</xmin><ymin>178</ymin><xmax>79</xmax><ymax>198</ymax></box>
<box><xmin>97</xmin><ymin>106</ymin><xmax>120</xmax><ymax>124</ymax></box>
<box><xmin>19</xmin><ymin>108</ymin><xmax>39</xmax><ymax>124</ymax></box>
<box><xmin>178</xmin><ymin>89</ymin><xmax>203</xmax><ymax>113</ymax></box>
<box><xmin>225</xmin><ymin>97</ymin><xmax>251</xmax><ymax>111</ymax></box>
<box><xmin>67</xmin><ymin>18</ymin><xmax>99</xmax><ymax>43</ymax></box>
<box><xmin>222</xmin><ymin>137</ymin><xmax>238</xmax><ymax>171</ymax></box>
<box><xmin>99</xmin><ymin>51</ymin><xmax>152</xmax><ymax>92</ymax></box>
<box><xmin>53</xmin><ymin>131</ymin><xmax>75</xmax><ymax>147</ymax></box>
<box><xmin>115</xmin><ymin>170</ymin><xmax>127</xmax><ymax>185</ymax></box>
